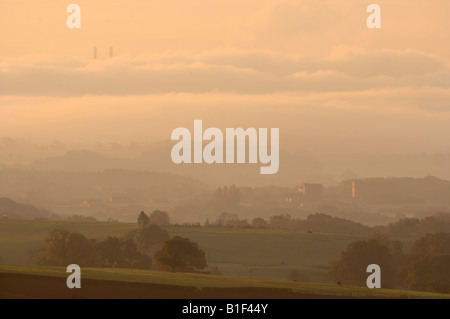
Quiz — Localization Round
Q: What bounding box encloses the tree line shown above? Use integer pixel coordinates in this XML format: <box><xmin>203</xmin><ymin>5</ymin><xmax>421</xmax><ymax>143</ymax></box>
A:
<box><xmin>329</xmin><ymin>232</ymin><xmax>450</xmax><ymax>293</ymax></box>
<box><xmin>204</xmin><ymin>212</ymin><xmax>450</xmax><ymax>238</ymax></box>
<box><xmin>31</xmin><ymin>210</ymin><xmax>207</xmax><ymax>273</ymax></box>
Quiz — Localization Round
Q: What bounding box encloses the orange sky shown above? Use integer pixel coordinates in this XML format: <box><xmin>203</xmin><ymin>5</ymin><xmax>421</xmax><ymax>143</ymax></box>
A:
<box><xmin>0</xmin><ymin>0</ymin><xmax>449</xmax><ymax>154</ymax></box>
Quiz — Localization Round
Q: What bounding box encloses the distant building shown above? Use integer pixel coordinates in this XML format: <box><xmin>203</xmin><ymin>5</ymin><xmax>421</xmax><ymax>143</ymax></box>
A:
<box><xmin>284</xmin><ymin>183</ymin><xmax>324</xmax><ymax>206</ymax></box>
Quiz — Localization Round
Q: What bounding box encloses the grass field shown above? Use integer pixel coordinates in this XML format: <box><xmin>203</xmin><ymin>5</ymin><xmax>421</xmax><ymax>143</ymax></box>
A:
<box><xmin>0</xmin><ymin>219</ymin><xmax>415</xmax><ymax>284</ymax></box>
<box><xmin>165</xmin><ymin>226</ymin><xmax>369</xmax><ymax>283</ymax></box>
<box><xmin>0</xmin><ymin>219</ymin><xmax>136</xmax><ymax>264</ymax></box>
<box><xmin>1</xmin><ymin>264</ymin><xmax>449</xmax><ymax>299</ymax></box>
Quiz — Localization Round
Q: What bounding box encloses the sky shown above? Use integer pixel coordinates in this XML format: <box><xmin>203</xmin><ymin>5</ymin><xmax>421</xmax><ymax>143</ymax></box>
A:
<box><xmin>0</xmin><ymin>0</ymin><xmax>449</xmax><ymax>155</ymax></box>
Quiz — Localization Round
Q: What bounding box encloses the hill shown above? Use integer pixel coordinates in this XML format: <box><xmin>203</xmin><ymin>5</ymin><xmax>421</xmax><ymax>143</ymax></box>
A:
<box><xmin>0</xmin><ymin>197</ymin><xmax>58</xmax><ymax>220</ymax></box>
<box><xmin>1</xmin><ymin>265</ymin><xmax>448</xmax><ymax>299</ymax></box>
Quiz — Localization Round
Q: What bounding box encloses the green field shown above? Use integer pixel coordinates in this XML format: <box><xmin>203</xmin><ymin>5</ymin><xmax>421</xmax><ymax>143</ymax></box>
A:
<box><xmin>1</xmin><ymin>264</ymin><xmax>448</xmax><ymax>299</ymax></box>
<box><xmin>0</xmin><ymin>219</ymin><xmax>413</xmax><ymax>284</ymax></box>
<box><xmin>0</xmin><ymin>219</ymin><xmax>137</xmax><ymax>264</ymax></box>
<box><xmin>165</xmin><ymin>226</ymin><xmax>368</xmax><ymax>283</ymax></box>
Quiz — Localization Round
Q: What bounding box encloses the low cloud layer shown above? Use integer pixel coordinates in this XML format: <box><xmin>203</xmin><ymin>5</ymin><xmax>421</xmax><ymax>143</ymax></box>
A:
<box><xmin>0</xmin><ymin>49</ymin><xmax>448</xmax><ymax>97</ymax></box>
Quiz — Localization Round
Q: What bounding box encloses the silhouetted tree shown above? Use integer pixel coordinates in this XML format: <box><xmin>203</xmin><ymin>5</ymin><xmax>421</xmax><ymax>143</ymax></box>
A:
<box><xmin>31</xmin><ymin>229</ymin><xmax>70</xmax><ymax>266</ymax></box>
<box><xmin>403</xmin><ymin>232</ymin><xmax>450</xmax><ymax>293</ymax></box>
<box><xmin>226</xmin><ymin>219</ymin><xmax>249</xmax><ymax>228</ymax></box>
<box><xmin>155</xmin><ymin>236</ymin><xmax>207</xmax><ymax>272</ymax></box>
<box><xmin>251</xmin><ymin>217</ymin><xmax>268</xmax><ymax>228</ymax></box>
<box><xmin>216</xmin><ymin>212</ymin><xmax>238</xmax><ymax>227</ymax></box>
<box><xmin>65</xmin><ymin>232</ymin><xmax>100</xmax><ymax>266</ymax></box>
<box><xmin>135</xmin><ymin>224</ymin><xmax>170</xmax><ymax>257</ymax></box>
<box><xmin>98</xmin><ymin>236</ymin><xmax>153</xmax><ymax>269</ymax></box>
<box><xmin>32</xmin><ymin>229</ymin><xmax>99</xmax><ymax>266</ymax></box>
<box><xmin>329</xmin><ymin>239</ymin><xmax>401</xmax><ymax>288</ymax></box>
<box><xmin>270</xmin><ymin>214</ymin><xmax>292</xmax><ymax>229</ymax></box>
<box><xmin>405</xmin><ymin>254</ymin><xmax>450</xmax><ymax>293</ymax></box>
<box><xmin>119</xmin><ymin>238</ymin><xmax>152</xmax><ymax>269</ymax></box>
<box><xmin>137</xmin><ymin>210</ymin><xmax>149</xmax><ymax>227</ymax></box>
<box><xmin>148</xmin><ymin>210</ymin><xmax>170</xmax><ymax>226</ymax></box>
<box><xmin>99</xmin><ymin>236</ymin><xmax>122</xmax><ymax>267</ymax></box>
<box><xmin>31</xmin><ymin>229</ymin><xmax>151</xmax><ymax>269</ymax></box>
